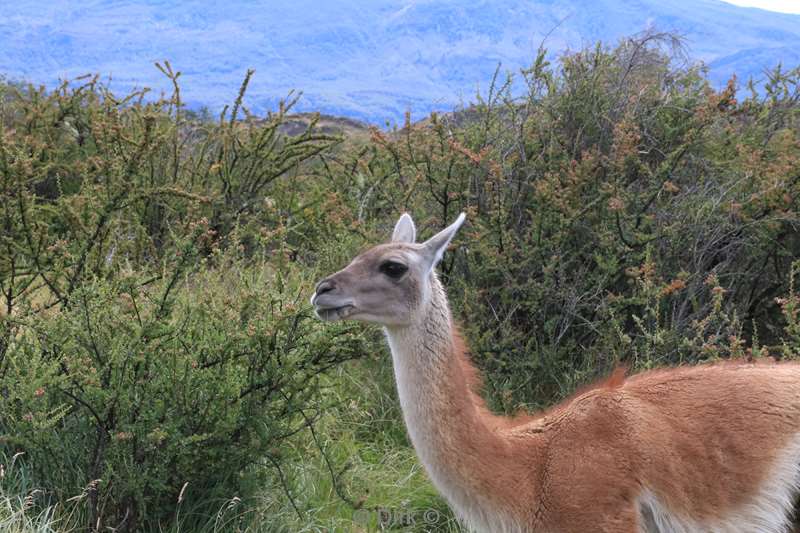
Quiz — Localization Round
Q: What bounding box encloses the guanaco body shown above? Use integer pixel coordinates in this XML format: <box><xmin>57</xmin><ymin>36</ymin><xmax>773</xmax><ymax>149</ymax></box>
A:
<box><xmin>312</xmin><ymin>213</ymin><xmax>800</xmax><ymax>532</ymax></box>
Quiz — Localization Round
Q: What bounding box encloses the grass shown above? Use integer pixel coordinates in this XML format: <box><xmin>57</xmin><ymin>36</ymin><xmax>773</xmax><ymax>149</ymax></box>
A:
<box><xmin>260</xmin><ymin>358</ymin><xmax>462</xmax><ymax>532</ymax></box>
<box><xmin>0</xmin><ymin>453</ymin><xmax>77</xmax><ymax>533</ymax></box>
<box><xmin>0</xmin><ymin>358</ymin><xmax>463</xmax><ymax>533</ymax></box>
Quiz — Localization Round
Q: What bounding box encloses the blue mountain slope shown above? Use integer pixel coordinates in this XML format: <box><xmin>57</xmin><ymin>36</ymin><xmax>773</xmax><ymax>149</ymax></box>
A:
<box><xmin>0</xmin><ymin>0</ymin><xmax>798</xmax><ymax>124</ymax></box>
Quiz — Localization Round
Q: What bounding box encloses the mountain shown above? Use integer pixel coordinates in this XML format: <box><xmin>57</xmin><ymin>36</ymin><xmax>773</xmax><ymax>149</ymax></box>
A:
<box><xmin>1</xmin><ymin>0</ymin><xmax>798</xmax><ymax>124</ymax></box>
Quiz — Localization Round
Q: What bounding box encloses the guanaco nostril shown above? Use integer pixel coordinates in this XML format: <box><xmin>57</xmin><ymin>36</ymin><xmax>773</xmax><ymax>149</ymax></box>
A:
<box><xmin>315</xmin><ymin>279</ymin><xmax>336</xmax><ymax>296</ymax></box>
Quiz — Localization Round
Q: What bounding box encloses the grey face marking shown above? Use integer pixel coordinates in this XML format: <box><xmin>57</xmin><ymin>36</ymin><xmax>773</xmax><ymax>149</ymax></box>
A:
<box><xmin>311</xmin><ymin>213</ymin><xmax>466</xmax><ymax>327</ymax></box>
<box><xmin>311</xmin><ymin>243</ymin><xmax>424</xmax><ymax>326</ymax></box>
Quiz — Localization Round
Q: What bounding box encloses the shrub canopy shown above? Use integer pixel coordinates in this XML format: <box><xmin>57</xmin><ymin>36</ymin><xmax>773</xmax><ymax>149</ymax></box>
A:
<box><xmin>0</xmin><ymin>36</ymin><xmax>799</xmax><ymax>531</ymax></box>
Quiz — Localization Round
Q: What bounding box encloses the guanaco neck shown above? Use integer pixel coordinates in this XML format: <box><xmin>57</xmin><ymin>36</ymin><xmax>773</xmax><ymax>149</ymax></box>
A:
<box><xmin>383</xmin><ymin>273</ymin><xmax>530</xmax><ymax>524</ymax></box>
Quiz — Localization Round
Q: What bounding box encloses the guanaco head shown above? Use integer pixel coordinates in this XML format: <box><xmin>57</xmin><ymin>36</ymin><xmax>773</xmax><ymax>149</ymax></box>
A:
<box><xmin>311</xmin><ymin>213</ymin><xmax>466</xmax><ymax>326</ymax></box>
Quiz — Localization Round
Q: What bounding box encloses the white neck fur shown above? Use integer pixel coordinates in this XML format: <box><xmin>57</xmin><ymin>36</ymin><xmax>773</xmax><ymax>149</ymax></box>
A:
<box><xmin>383</xmin><ymin>273</ymin><xmax>520</xmax><ymax>531</ymax></box>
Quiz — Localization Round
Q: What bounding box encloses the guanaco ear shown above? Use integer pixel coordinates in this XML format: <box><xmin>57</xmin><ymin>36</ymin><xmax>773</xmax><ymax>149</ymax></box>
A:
<box><xmin>392</xmin><ymin>213</ymin><xmax>417</xmax><ymax>243</ymax></box>
<box><xmin>421</xmin><ymin>212</ymin><xmax>466</xmax><ymax>271</ymax></box>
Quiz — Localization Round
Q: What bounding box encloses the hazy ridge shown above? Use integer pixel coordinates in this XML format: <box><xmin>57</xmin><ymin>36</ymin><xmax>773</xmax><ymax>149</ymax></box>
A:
<box><xmin>1</xmin><ymin>0</ymin><xmax>799</xmax><ymax>124</ymax></box>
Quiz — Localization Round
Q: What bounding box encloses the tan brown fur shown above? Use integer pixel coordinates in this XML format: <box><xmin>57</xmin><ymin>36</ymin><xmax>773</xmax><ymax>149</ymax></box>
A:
<box><xmin>429</xmin><ymin>319</ymin><xmax>800</xmax><ymax>532</ymax></box>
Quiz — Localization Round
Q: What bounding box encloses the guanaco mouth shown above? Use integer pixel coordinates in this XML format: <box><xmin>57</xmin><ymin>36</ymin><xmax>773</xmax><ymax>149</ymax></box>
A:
<box><xmin>314</xmin><ymin>304</ymin><xmax>355</xmax><ymax>321</ymax></box>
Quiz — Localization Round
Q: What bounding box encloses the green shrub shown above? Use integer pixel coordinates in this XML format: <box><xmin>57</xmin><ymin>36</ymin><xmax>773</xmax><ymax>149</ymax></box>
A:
<box><xmin>325</xmin><ymin>34</ymin><xmax>800</xmax><ymax>410</ymax></box>
<box><xmin>0</xmin><ymin>69</ymin><xmax>373</xmax><ymax>531</ymax></box>
<box><xmin>0</xmin><ymin>240</ymin><xmax>368</xmax><ymax>530</ymax></box>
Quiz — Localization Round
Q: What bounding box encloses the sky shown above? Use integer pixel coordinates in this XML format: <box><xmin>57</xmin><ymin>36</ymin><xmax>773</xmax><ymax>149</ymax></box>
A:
<box><xmin>722</xmin><ymin>0</ymin><xmax>800</xmax><ymax>14</ymax></box>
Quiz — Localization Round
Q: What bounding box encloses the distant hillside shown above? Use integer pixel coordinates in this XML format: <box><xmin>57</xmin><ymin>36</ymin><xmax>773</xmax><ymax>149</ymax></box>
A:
<box><xmin>1</xmin><ymin>0</ymin><xmax>799</xmax><ymax>124</ymax></box>
<box><xmin>277</xmin><ymin>113</ymin><xmax>371</xmax><ymax>138</ymax></box>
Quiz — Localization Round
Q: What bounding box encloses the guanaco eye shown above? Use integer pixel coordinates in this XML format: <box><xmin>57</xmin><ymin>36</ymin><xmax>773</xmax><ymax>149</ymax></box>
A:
<box><xmin>379</xmin><ymin>261</ymin><xmax>408</xmax><ymax>279</ymax></box>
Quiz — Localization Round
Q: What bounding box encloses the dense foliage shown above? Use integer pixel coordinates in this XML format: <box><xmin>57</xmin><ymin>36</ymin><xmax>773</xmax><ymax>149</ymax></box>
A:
<box><xmin>0</xmin><ymin>35</ymin><xmax>799</xmax><ymax>531</ymax></box>
<box><xmin>333</xmin><ymin>36</ymin><xmax>800</xmax><ymax>411</ymax></box>
<box><xmin>0</xmin><ymin>68</ymin><xmax>373</xmax><ymax>531</ymax></box>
